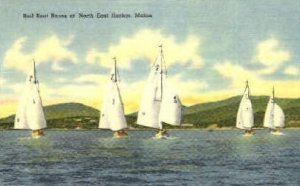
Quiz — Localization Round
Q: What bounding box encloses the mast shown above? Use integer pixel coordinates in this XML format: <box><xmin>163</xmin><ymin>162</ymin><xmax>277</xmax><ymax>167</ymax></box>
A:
<box><xmin>159</xmin><ymin>45</ymin><xmax>163</xmax><ymax>101</ymax></box>
<box><xmin>245</xmin><ymin>80</ymin><xmax>249</xmax><ymax>98</ymax></box>
<box><xmin>113</xmin><ymin>57</ymin><xmax>117</xmax><ymax>82</ymax></box>
<box><xmin>33</xmin><ymin>59</ymin><xmax>37</xmax><ymax>84</ymax></box>
<box><xmin>272</xmin><ymin>86</ymin><xmax>275</xmax><ymax>102</ymax></box>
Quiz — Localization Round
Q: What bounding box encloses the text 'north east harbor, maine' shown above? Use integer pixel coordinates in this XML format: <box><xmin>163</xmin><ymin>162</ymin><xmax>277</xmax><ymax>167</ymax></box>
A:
<box><xmin>22</xmin><ymin>12</ymin><xmax>153</xmax><ymax>19</ymax></box>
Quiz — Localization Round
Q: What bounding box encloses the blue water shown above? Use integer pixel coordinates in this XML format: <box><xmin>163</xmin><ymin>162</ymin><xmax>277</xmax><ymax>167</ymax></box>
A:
<box><xmin>0</xmin><ymin>129</ymin><xmax>300</xmax><ymax>186</ymax></box>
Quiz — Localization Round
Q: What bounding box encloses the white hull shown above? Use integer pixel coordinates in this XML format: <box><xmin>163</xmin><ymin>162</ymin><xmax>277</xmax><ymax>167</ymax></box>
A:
<box><xmin>243</xmin><ymin>133</ymin><xmax>255</xmax><ymax>137</ymax></box>
<box><xmin>32</xmin><ymin>135</ymin><xmax>42</xmax><ymax>139</ymax></box>
<box><xmin>153</xmin><ymin>135</ymin><xmax>169</xmax><ymax>139</ymax></box>
<box><xmin>271</xmin><ymin>130</ymin><xmax>284</xmax><ymax>135</ymax></box>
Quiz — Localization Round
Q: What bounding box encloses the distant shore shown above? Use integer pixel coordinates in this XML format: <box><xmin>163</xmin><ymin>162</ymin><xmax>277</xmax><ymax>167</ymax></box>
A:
<box><xmin>2</xmin><ymin>127</ymin><xmax>300</xmax><ymax>131</ymax></box>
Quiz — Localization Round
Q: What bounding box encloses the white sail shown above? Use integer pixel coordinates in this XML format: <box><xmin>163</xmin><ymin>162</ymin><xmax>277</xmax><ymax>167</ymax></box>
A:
<box><xmin>236</xmin><ymin>85</ymin><xmax>254</xmax><ymax>129</ymax></box>
<box><xmin>242</xmin><ymin>98</ymin><xmax>254</xmax><ymax>129</ymax></box>
<box><xmin>263</xmin><ymin>97</ymin><xmax>275</xmax><ymax>129</ymax></box>
<box><xmin>274</xmin><ymin>103</ymin><xmax>285</xmax><ymax>128</ymax></box>
<box><xmin>236</xmin><ymin>101</ymin><xmax>244</xmax><ymax>129</ymax></box>
<box><xmin>263</xmin><ymin>89</ymin><xmax>285</xmax><ymax>129</ymax></box>
<box><xmin>14</xmin><ymin>86</ymin><xmax>30</xmax><ymax>129</ymax></box>
<box><xmin>137</xmin><ymin>47</ymin><xmax>182</xmax><ymax>129</ymax></box>
<box><xmin>109</xmin><ymin>83</ymin><xmax>127</xmax><ymax>131</ymax></box>
<box><xmin>98</xmin><ymin>83</ymin><xmax>112</xmax><ymax>129</ymax></box>
<box><xmin>14</xmin><ymin>61</ymin><xmax>47</xmax><ymax>130</ymax></box>
<box><xmin>159</xmin><ymin>84</ymin><xmax>182</xmax><ymax>126</ymax></box>
<box><xmin>99</xmin><ymin>59</ymin><xmax>127</xmax><ymax>131</ymax></box>
<box><xmin>26</xmin><ymin>84</ymin><xmax>47</xmax><ymax>130</ymax></box>
<box><xmin>137</xmin><ymin>53</ymin><xmax>165</xmax><ymax>129</ymax></box>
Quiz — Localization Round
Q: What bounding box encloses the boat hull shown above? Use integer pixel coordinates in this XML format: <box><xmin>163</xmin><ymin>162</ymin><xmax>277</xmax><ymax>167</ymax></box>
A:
<box><xmin>32</xmin><ymin>129</ymin><xmax>44</xmax><ymax>138</ymax></box>
<box><xmin>113</xmin><ymin>130</ymin><xmax>128</xmax><ymax>138</ymax></box>
<box><xmin>243</xmin><ymin>130</ymin><xmax>255</xmax><ymax>137</ymax></box>
<box><xmin>243</xmin><ymin>133</ymin><xmax>255</xmax><ymax>137</ymax></box>
<box><xmin>271</xmin><ymin>130</ymin><xmax>284</xmax><ymax>135</ymax></box>
<box><xmin>154</xmin><ymin>130</ymin><xmax>169</xmax><ymax>139</ymax></box>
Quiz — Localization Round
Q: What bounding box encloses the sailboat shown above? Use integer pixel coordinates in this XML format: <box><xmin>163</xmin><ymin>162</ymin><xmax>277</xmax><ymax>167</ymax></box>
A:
<box><xmin>99</xmin><ymin>57</ymin><xmax>128</xmax><ymax>138</ymax></box>
<box><xmin>137</xmin><ymin>45</ymin><xmax>182</xmax><ymax>139</ymax></box>
<box><xmin>236</xmin><ymin>81</ymin><xmax>255</xmax><ymax>136</ymax></box>
<box><xmin>14</xmin><ymin>60</ymin><xmax>47</xmax><ymax>138</ymax></box>
<box><xmin>263</xmin><ymin>87</ymin><xmax>285</xmax><ymax>135</ymax></box>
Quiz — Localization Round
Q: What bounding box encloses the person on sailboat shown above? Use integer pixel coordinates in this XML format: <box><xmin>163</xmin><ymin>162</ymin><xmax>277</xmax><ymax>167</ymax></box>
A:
<box><xmin>115</xmin><ymin>129</ymin><xmax>128</xmax><ymax>137</ymax></box>
<box><xmin>155</xmin><ymin>128</ymin><xmax>169</xmax><ymax>137</ymax></box>
<box><xmin>244</xmin><ymin>129</ymin><xmax>255</xmax><ymax>135</ymax></box>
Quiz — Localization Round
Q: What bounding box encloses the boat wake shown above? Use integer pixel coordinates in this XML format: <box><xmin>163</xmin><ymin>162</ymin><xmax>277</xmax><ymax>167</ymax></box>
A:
<box><xmin>152</xmin><ymin>136</ymin><xmax>178</xmax><ymax>140</ymax></box>
<box><xmin>17</xmin><ymin>137</ymin><xmax>33</xmax><ymax>141</ymax></box>
<box><xmin>271</xmin><ymin>132</ymin><xmax>285</xmax><ymax>136</ymax></box>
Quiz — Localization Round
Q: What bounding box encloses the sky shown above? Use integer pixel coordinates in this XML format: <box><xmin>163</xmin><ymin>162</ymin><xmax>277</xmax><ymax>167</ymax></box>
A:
<box><xmin>0</xmin><ymin>0</ymin><xmax>300</xmax><ymax>117</ymax></box>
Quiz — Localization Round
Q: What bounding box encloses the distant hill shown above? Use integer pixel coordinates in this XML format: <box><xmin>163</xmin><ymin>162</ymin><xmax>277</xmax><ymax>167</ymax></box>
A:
<box><xmin>1</xmin><ymin>96</ymin><xmax>300</xmax><ymax>129</ymax></box>
<box><xmin>183</xmin><ymin>96</ymin><xmax>300</xmax><ymax>128</ymax></box>
<box><xmin>0</xmin><ymin>103</ymin><xmax>100</xmax><ymax>129</ymax></box>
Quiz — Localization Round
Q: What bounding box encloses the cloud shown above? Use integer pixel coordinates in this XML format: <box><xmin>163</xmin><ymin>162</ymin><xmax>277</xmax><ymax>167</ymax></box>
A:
<box><xmin>254</xmin><ymin>38</ymin><xmax>291</xmax><ymax>74</ymax></box>
<box><xmin>166</xmin><ymin>74</ymin><xmax>208</xmax><ymax>105</ymax></box>
<box><xmin>74</xmin><ymin>74</ymin><xmax>107</xmax><ymax>84</ymax></box>
<box><xmin>86</xmin><ymin>29</ymin><xmax>203</xmax><ymax>69</ymax></box>
<box><xmin>3</xmin><ymin>35</ymin><xmax>78</xmax><ymax>73</ymax></box>
<box><xmin>214</xmin><ymin>61</ymin><xmax>300</xmax><ymax>98</ymax></box>
<box><xmin>0</xmin><ymin>95</ymin><xmax>17</xmax><ymax>118</ymax></box>
<box><xmin>51</xmin><ymin>62</ymin><xmax>65</xmax><ymax>71</ymax></box>
<box><xmin>0</xmin><ymin>77</ymin><xmax>6</xmax><ymax>86</ymax></box>
<box><xmin>284</xmin><ymin>65</ymin><xmax>299</xmax><ymax>76</ymax></box>
<box><xmin>211</xmin><ymin>38</ymin><xmax>297</xmax><ymax>98</ymax></box>
<box><xmin>36</xmin><ymin>71</ymin><xmax>209</xmax><ymax>114</ymax></box>
<box><xmin>213</xmin><ymin>61</ymin><xmax>256</xmax><ymax>94</ymax></box>
<box><xmin>120</xmin><ymin>73</ymin><xmax>209</xmax><ymax>111</ymax></box>
<box><xmin>56</xmin><ymin>78</ymin><xmax>67</xmax><ymax>83</ymax></box>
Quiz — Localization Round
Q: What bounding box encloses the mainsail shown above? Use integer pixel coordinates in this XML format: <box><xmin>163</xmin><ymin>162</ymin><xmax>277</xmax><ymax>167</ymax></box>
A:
<box><xmin>263</xmin><ymin>88</ymin><xmax>285</xmax><ymax>129</ymax></box>
<box><xmin>263</xmin><ymin>97</ymin><xmax>275</xmax><ymax>129</ymax></box>
<box><xmin>14</xmin><ymin>61</ymin><xmax>47</xmax><ymax>130</ymax></box>
<box><xmin>137</xmin><ymin>46</ymin><xmax>182</xmax><ymax>129</ymax></box>
<box><xmin>274</xmin><ymin>104</ymin><xmax>285</xmax><ymax>128</ymax></box>
<box><xmin>236</xmin><ymin>82</ymin><xmax>254</xmax><ymax>129</ymax></box>
<box><xmin>99</xmin><ymin>58</ymin><xmax>127</xmax><ymax>131</ymax></box>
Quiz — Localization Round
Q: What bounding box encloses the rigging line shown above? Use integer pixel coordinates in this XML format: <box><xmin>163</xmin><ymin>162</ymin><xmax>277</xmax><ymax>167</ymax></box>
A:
<box><xmin>160</xmin><ymin>45</ymin><xmax>167</xmax><ymax>77</ymax></box>
<box><xmin>152</xmin><ymin>56</ymin><xmax>159</xmax><ymax>68</ymax></box>
<box><xmin>116</xmin><ymin>64</ymin><xmax>121</xmax><ymax>82</ymax></box>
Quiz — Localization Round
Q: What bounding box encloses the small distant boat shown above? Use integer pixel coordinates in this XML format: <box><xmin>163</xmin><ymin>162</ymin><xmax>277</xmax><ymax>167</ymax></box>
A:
<box><xmin>263</xmin><ymin>87</ymin><xmax>285</xmax><ymax>135</ymax></box>
<box><xmin>236</xmin><ymin>81</ymin><xmax>255</xmax><ymax>136</ymax></box>
<box><xmin>137</xmin><ymin>45</ymin><xmax>182</xmax><ymax>139</ymax></box>
<box><xmin>14</xmin><ymin>60</ymin><xmax>47</xmax><ymax>138</ymax></box>
<box><xmin>75</xmin><ymin>124</ymin><xmax>81</xmax><ymax>130</ymax></box>
<box><xmin>99</xmin><ymin>57</ymin><xmax>128</xmax><ymax>138</ymax></box>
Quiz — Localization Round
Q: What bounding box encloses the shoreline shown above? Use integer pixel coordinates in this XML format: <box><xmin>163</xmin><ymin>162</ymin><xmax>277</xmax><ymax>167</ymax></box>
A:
<box><xmin>2</xmin><ymin>127</ymin><xmax>300</xmax><ymax>131</ymax></box>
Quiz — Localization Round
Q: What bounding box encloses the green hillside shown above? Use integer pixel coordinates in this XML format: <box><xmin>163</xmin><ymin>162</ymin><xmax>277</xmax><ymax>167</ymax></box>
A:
<box><xmin>1</xmin><ymin>96</ymin><xmax>300</xmax><ymax>129</ymax></box>
<box><xmin>0</xmin><ymin>103</ymin><xmax>100</xmax><ymax>129</ymax></box>
<box><xmin>183</xmin><ymin>96</ymin><xmax>300</xmax><ymax>128</ymax></box>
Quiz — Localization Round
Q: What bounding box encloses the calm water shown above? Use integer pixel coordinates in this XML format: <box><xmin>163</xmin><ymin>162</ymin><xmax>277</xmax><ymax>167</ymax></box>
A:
<box><xmin>0</xmin><ymin>129</ymin><xmax>300</xmax><ymax>186</ymax></box>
